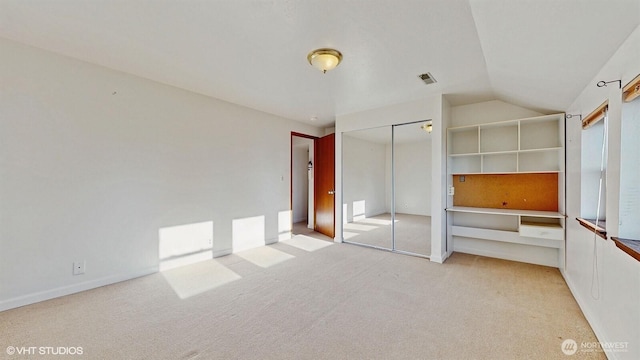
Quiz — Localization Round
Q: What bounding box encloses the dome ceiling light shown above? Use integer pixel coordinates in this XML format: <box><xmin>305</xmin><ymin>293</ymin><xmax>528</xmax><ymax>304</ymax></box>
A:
<box><xmin>307</xmin><ymin>48</ymin><xmax>343</xmax><ymax>73</ymax></box>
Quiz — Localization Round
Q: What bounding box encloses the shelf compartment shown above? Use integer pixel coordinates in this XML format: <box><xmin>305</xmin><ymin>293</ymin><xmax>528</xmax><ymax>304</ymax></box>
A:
<box><xmin>520</xmin><ymin>118</ymin><xmax>562</xmax><ymax>150</ymax></box>
<box><xmin>449</xmin><ymin>127</ymin><xmax>479</xmax><ymax>155</ymax></box>
<box><xmin>450</xmin><ymin>155</ymin><xmax>481</xmax><ymax>174</ymax></box>
<box><xmin>451</xmin><ymin>211</ymin><xmax>519</xmax><ymax>231</ymax></box>
<box><xmin>483</xmin><ymin>153</ymin><xmax>517</xmax><ymax>173</ymax></box>
<box><xmin>518</xmin><ymin>149</ymin><xmax>561</xmax><ymax>172</ymax></box>
<box><xmin>480</xmin><ymin>123</ymin><xmax>518</xmax><ymax>153</ymax></box>
<box><xmin>452</xmin><ymin>226</ymin><xmax>564</xmax><ymax>248</ymax></box>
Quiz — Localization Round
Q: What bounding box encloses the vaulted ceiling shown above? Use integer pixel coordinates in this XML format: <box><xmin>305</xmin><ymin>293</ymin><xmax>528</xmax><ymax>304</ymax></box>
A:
<box><xmin>1</xmin><ymin>0</ymin><xmax>638</xmax><ymax>127</ymax></box>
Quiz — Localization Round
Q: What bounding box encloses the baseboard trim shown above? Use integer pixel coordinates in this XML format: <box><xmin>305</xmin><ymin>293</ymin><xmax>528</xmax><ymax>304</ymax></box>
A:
<box><xmin>0</xmin><ymin>266</ymin><xmax>158</xmax><ymax>312</ymax></box>
<box><xmin>211</xmin><ymin>249</ymin><xmax>232</xmax><ymax>258</ymax></box>
<box><xmin>429</xmin><ymin>251</ymin><xmax>449</xmax><ymax>264</ymax></box>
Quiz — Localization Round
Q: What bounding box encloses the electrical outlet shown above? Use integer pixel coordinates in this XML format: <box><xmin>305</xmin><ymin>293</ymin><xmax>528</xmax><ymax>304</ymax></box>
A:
<box><xmin>73</xmin><ymin>261</ymin><xmax>85</xmax><ymax>275</ymax></box>
<box><xmin>448</xmin><ymin>186</ymin><xmax>455</xmax><ymax>196</ymax></box>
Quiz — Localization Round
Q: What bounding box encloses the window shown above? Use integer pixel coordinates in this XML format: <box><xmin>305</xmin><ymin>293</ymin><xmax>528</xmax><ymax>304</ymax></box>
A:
<box><xmin>619</xmin><ymin>76</ymin><xmax>640</xmax><ymax>240</ymax></box>
<box><xmin>579</xmin><ymin>102</ymin><xmax>608</xmax><ymax>237</ymax></box>
<box><xmin>612</xmin><ymin>74</ymin><xmax>640</xmax><ymax>261</ymax></box>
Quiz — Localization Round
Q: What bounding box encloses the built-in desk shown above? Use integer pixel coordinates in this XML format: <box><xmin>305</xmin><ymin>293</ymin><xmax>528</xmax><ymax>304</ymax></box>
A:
<box><xmin>446</xmin><ymin>207</ymin><xmax>566</xmax><ymax>268</ymax></box>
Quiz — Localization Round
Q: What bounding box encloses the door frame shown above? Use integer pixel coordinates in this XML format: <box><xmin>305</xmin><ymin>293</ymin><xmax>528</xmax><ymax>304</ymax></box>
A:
<box><xmin>290</xmin><ymin>132</ymin><xmax>319</xmax><ymax>232</ymax></box>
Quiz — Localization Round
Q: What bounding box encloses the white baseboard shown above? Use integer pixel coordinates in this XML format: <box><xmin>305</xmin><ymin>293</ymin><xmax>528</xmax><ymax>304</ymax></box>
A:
<box><xmin>429</xmin><ymin>251</ymin><xmax>448</xmax><ymax>263</ymax></box>
<box><xmin>211</xmin><ymin>249</ymin><xmax>232</xmax><ymax>258</ymax></box>
<box><xmin>0</xmin><ymin>266</ymin><xmax>158</xmax><ymax>312</ymax></box>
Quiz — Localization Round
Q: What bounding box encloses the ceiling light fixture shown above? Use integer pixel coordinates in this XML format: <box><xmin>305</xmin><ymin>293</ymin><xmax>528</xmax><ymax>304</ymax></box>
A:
<box><xmin>307</xmin><ymin>48</ymin><xmax>342</xmax><ymax>73</ymax></box>
<box><xmin>421</xmin><ymin>121</ymin><xmax>433</xmax><ymax>133</ymax></box>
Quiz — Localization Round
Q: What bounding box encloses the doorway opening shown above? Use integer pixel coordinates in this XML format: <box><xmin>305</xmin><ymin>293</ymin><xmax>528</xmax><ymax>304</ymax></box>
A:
<box><xmin>290</xmin><ymin>132</ymin><xmax>335</xmax><ymax>242</ymax></box>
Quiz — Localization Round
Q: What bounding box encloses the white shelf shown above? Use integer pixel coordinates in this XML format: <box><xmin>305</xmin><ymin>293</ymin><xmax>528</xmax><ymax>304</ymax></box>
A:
<box><xmin>446</xmin><ymin>206</ymin><xmax>565</xmax><ymax>219</ymax></box>
<box><xmin>447</xmin><ymin>114</ymin><xmax>564</xmax><ymax>174</ymax></box>
<box><xmin>517</xmin><ymin>147</ymin><xmax>562</xmax><ymax>153</ymax></box>
<box><xmin>451</xmin><ymin>171</ymin><xmax>561</xmax><ymax>175</ymax></box>
<box><xmin>452</xmin><ymin>226</ymin><xmax>564</xmax><ymax>248</ymax></box>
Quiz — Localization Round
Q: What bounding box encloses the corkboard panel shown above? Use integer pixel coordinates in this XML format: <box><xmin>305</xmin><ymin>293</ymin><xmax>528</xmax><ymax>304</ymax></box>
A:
<box><xmin>453</xmin><ymin>173</ymin><xmax>558</xmax><ymax>211</ymax></box>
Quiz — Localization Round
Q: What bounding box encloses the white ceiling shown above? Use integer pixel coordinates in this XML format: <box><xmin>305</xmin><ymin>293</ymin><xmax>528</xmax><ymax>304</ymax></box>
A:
<box><xmin>1</xmin><ymin>1</ymin><xmax>638</xmax><ymax>127</ymax></box>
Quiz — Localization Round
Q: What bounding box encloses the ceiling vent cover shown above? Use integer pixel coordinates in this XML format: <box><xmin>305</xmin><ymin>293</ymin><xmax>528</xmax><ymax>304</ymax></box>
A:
<box><xmin>418</xmin><ymin>72</ymin><xmax>437</xmax><ymax>85</ymax></box>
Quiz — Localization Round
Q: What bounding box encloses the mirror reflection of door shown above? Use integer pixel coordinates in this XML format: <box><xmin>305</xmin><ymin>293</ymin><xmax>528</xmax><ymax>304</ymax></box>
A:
<box><xmin>342</xmin><ymin>127</ymin><xmax>393</xmax><ymax>250</ymax></box>
<box><xmin>341</xmin><ymin>121</ymin><xmax>432</xmax><ymax>258</ymax></box>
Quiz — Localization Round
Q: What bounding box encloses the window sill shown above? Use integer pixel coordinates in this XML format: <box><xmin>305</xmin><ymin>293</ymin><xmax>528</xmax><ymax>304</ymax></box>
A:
<box><xmin>611</xmin><ymin>237</ymin><xmax>640</xmax><ymax>262</ymax></box>
<box><xmin>576</xmin><ymin>218</ymin><xmax>607</xmax><ymax>239</ymax></box>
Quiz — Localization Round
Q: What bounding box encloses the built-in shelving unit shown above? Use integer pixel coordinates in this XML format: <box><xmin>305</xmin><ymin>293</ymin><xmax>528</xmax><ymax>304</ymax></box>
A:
<box><xmin>448</xmin><ymin>115</ymin><xmax>564</xmax><ymax>175</ymax></box>
<box><xmin>446</xmin><ymin>114</ymin><xmax>566</xmax><ymax>268</ymax></box>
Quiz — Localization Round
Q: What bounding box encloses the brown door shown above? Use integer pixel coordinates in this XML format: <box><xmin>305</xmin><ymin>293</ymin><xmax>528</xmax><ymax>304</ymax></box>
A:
<box><xmin>314</xmin><ymin>133</ymin><xmax>335</xmax><ymax>238</ymax></box>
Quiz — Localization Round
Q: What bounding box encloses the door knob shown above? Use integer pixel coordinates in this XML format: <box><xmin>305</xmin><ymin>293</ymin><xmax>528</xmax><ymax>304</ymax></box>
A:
<box><xmin>328</xmin><ymin>190</ymin><xmax>335</xmax><ymax>195</ymax></box>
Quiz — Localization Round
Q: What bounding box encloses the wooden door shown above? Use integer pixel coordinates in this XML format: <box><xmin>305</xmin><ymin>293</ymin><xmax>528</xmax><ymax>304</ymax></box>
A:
<box><xmin>314</xmin><ymin>133</ymin><xmax>335</xmax><ymax>238</ymax></box>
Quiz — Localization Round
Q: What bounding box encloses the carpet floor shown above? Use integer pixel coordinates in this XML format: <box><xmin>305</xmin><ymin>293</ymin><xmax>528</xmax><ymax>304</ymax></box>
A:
<box><xmin>0</xmin><ymin>236</ymin><xmax>602</xmax><ymax>359</ymax></box>
<box><xmin>343</xmin><ymin>213</ymin><xmax>431</xmax><ymax>257</ymax></box>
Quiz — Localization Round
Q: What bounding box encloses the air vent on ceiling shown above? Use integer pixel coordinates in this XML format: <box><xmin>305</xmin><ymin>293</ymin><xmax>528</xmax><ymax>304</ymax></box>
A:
<box><xmin>418</xmin><ymin>72</ymin><xmax>437</xmax><ymax>85</ymax></box>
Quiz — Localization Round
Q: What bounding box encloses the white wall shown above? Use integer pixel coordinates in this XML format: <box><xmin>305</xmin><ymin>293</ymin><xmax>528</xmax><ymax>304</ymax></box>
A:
<box><xmin>391</xmin><ymin>140</ymin><xmax>432</xmax><ymax>216</ymax></box>
<box><xmin>342</xmin><ymin>135</ymin><xmax>387</xmax><ymax>222</ymax></box>
<box><xmin>449</xmin><ymin>99</ymin><xmax>543</xmax><ymax>127</ymax></box>
<box><xmin>564</xmin><ymin>25</ymin><xmax>640</xmax><ymax>360</ymax></box>
<box><xmin>0</xmin><ymin>38</ymin><xmax>322</xmax><ymax>311</ymax></box>
<box><xmin>308</xmin><ymin>144</ymin><xmax>315</xmax><ymax>229</ymax></box>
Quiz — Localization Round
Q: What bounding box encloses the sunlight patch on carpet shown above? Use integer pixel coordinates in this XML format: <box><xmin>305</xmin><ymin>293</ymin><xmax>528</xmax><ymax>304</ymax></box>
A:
<box><xmin>343</xmin><ymin>223</ymin><xmax>377</xmax><ymax>232</ymax></box>
<box><xmin>357</xmin><ymin>218</ymin><xmax>392</xmax><ymax>226</ymax></box>
<box><xmin>162</xmin><ymin>259</ymin><xmax>241</xmax><ymax>299</ymax></box>
<box><xmin>235</xmin><ymin>246</ymin><xmax>295</xmax><ymax>268</ymax></box>
<box><xmin>282</xmin><ymin>235</ymin><xmax>333</xmax><ymax>252</ymax></box>
<box><xmin>343</xmin><ymin>231</ymin><xmax>360</xmax><ymax>240</ymax></box>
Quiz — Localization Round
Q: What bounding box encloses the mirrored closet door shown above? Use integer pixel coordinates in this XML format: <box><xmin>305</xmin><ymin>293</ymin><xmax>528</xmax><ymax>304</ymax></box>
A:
<box><xmin>342</xmin><ymin>120</ymin><xmax>432</xmax><ymax>258</ymax></box>
<box><xmin>342</xmin><ymin>127</ymin><xmax>393</xmax><ymax>250</ymax></box>
<box><xmin>392</xmin><ymin>121</ymin><xmax>432</xmax><ymax>257</ymax></box>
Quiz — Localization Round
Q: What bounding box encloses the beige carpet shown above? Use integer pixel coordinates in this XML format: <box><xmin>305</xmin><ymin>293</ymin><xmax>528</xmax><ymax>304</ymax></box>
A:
<box><xmin>343</xmin><ymin>213</ymin><xmax>431</xmax><ymax>257</ymax></box>
<box><xmin>0</xmin><ymin>237</ymin><xmax>602</xmax><ymax>360</ymax></box>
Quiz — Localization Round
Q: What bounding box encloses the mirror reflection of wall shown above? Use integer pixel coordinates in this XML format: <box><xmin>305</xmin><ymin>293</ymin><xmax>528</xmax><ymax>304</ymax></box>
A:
<box><xmin>392</xmin><ymin>121</ymin><xmax>432</xmax><ymax>256</ymax></box>
<box><xmin>342</xmin><ymin>127</ymin><xmax>392</xmax><ymax>250</ymax></box>
<box><xmin>342</xmin><ymin>120</ymin><xmax>432</xmax><ymax>257</ymax></box>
